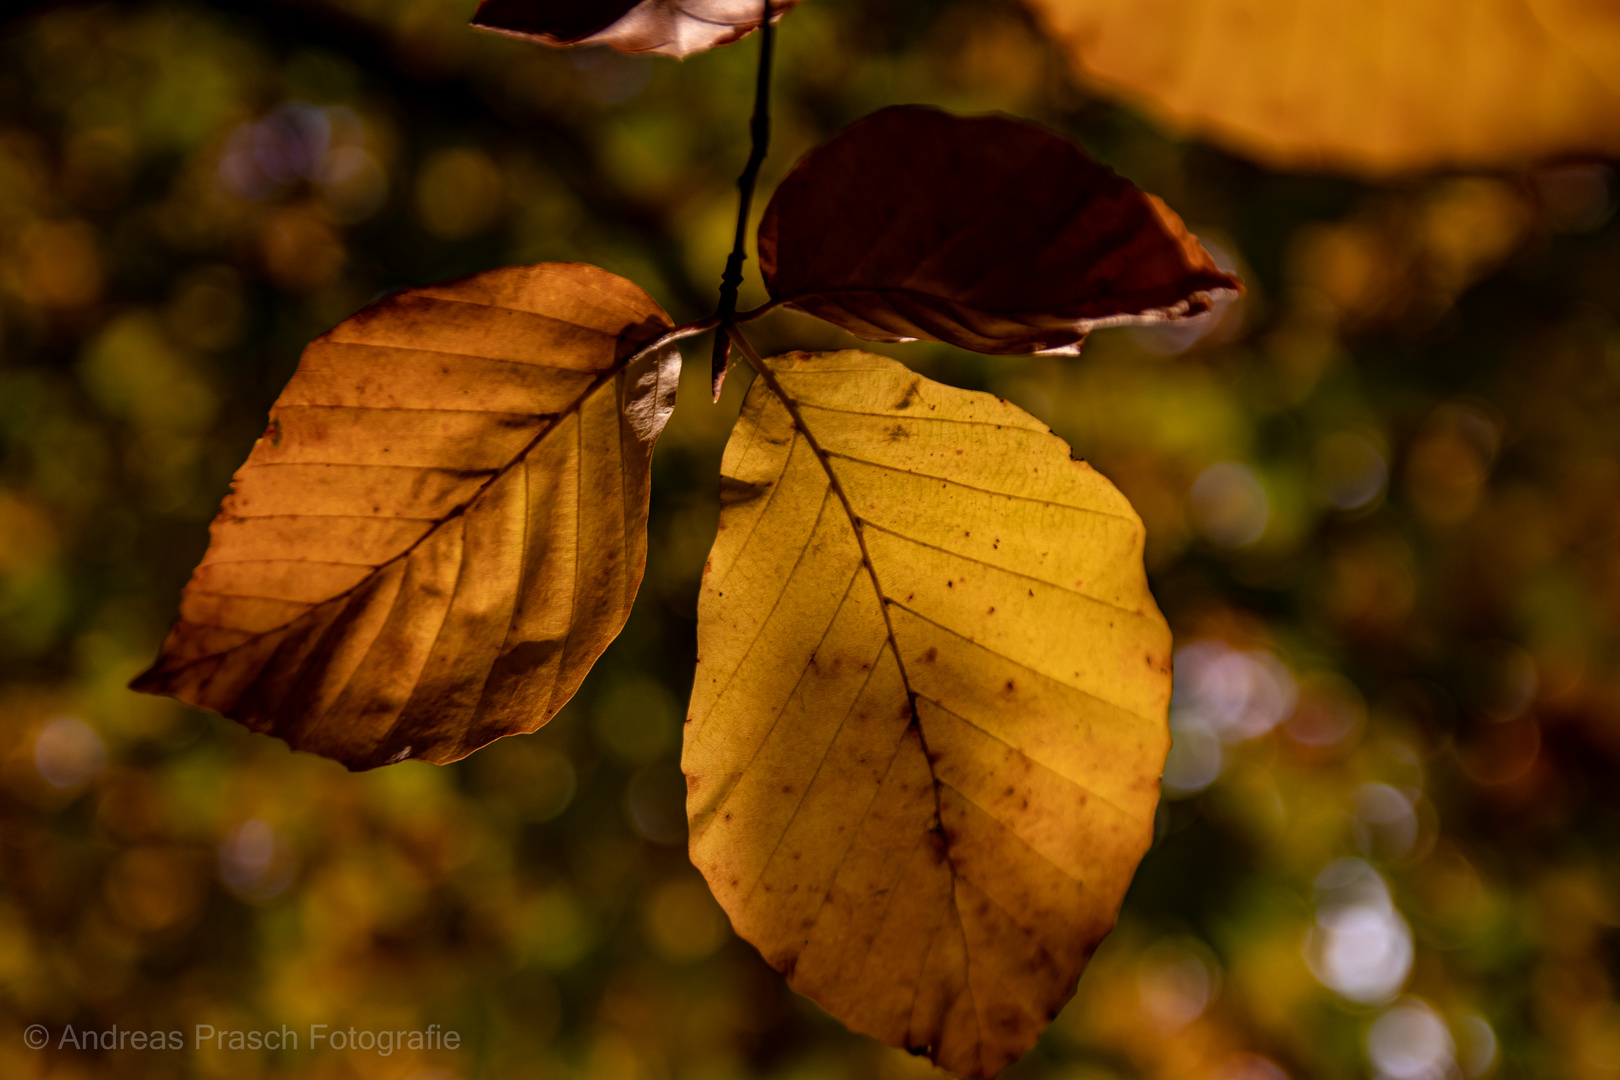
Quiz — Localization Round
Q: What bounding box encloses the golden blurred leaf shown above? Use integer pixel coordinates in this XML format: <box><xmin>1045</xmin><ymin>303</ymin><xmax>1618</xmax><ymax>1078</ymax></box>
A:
<box><xmin>1289</xmin><ymin>180</ymin><xmax>1532</xmax><ymax>330</ymax></box>
<box><xmin>472</xmin><ymin>0</ymin><xmax>801</xmax><ymax>59</ymax></box>
<box><xmin>758</xmin><ymin>106</ymin><xmax>1240</xmax><ymax>355</ymax></box>
<box><xmin>1022</xmin><ymin>0</ymin><xmax>1620</xmax><ymax>174</ymax></box>
<box><xmin>684</xmin><ymin>347</ymin><xmax>1170</xmax><ymax>1078</ymax></box>
<box><xmin>132</xmin><ymin>263</ymin><xmax>680</xmax><ymax>770</ymax></box>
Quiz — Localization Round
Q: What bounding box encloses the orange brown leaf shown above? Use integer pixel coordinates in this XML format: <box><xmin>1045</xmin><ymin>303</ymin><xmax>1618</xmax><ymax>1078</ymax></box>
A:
<box><xmin>1022</xmin><ymin>0</ymin><xmax>1620</xmax><ymax>174</ymax></box>
<box><xmin>757</xmin><ymin>105</ymin><xmax>1240</xmax><ymax>356</ymax></box>
<box><xmin>131</xmin><ymin>262</ymin><xmax>680</xmax><ymax>770</ymax></box>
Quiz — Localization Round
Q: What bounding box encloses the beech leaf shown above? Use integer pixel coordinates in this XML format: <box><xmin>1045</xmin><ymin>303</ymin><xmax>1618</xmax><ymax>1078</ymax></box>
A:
<box><xmin>1022</xmin><ymin>0</ymin><xmax>1620</xmax><ymax>174</ymax></box>
<box><xmin>471</xmin><ymin>0</ymin><xmax>801</xmax><ymax>59</ymax></box>
<box><xmin>131</xmin><ymin>262</ymin><xmax>680</xmax><ymax>770</ymax></box>
<box><xmin>684</xmin><ymin>349</ymin><xmax>1170</xmax><ymax>1078</ymax></box>
<box><xmin>757</xmin><ymin>105</ymin><xmax>1240</xmax><ymax>356</ymax></box>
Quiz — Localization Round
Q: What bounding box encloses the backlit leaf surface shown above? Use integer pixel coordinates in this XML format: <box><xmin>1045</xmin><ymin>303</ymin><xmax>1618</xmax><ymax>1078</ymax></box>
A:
<box><xmin>1023</xmin><ymin>0</ymin><xmax>1620</xmax><ymax>174</ymax></box>
<box><xmin>684</xmin><ymin>349</ymin><xmax>1171</xmax><ymax>1078</ymax></box>
<box><xmin>758</xmin><ymin>106</ymin><xmax>1240</xmax><ymax>355</ymax></box>
<box><xmin>132</xmin><ymin>263</ymin><xmax>679</xmax><ymax>770</ymax></box>
<box><xmin>471</xmin><ymin>0</ymin><xmax>800</xmax><ymax>58</ymax></box>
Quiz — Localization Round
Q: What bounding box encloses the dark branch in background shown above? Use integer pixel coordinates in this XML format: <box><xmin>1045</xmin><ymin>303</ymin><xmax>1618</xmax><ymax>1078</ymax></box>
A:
<box><xmin>0</xmin><ymin>0</ymin><xmax>711</xmax><ymax>319</ymax></box>
<box><xmin>710</xmin><ymin>0</ymin><xmax>775</xmax><ymax>397</ymax></box>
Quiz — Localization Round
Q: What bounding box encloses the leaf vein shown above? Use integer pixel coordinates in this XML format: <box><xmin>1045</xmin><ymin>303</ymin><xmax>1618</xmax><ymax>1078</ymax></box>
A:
<box><xmin>914</xmin><ymin>692</ymin><xmax>1140</xmax><ymax>826</ymax></box>
<box><xmin>145</xmin><ymin>329</ymin><xmax>678</xmax><ymax>678</ymax></box>
<box><xmin>860</xmin><ymin>520</ymin><xmax>1147</xmax><ymax>616</ymax></box>
<box><xmin>886</xmin><ymin>600</ymin><xmax>1151</xmax><ymax>722</ymax></box>
<box><xmin>822</xmin><ymin>451</ymin><xmax>1136</xmax><ymax>520</ymax></box>
<box><xmin>793</xmin><ymin>401</ymin><xmax>1045</xmax><ymax>433</ymax></box>
<box><xmin>740</xmin><ymin>632</ymin><xmax>889</xmax><ymax>906</ymax></box>
<box><xmin>274</xmin><ymin>403</ymin><xmax>555</xmax><ymax>418</ymax></box>
<box><xmin>697</xmin><ymin>498</ymin><xmax>854</xmax><ymax>824</ymax></box>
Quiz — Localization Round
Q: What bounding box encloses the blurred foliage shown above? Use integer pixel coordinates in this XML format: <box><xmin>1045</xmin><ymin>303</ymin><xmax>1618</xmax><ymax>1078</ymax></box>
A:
<box><xmin>0</xmin><ymin>1</ymin><xmax>1618</xmax><ymax>1079</ymax></box>
<box><xmin>1021</xmin><ymin>0</ymin><xmax>1620</xmax><ymax>175</ymax></box>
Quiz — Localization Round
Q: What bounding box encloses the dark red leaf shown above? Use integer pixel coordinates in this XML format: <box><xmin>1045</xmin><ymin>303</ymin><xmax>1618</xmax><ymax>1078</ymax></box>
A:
<box><xmin>472</xmin><ymin>0</ymin><xmax>639</xmax><ymax>44</ymax></box>
<box><xmin>758</xmin><ymin>105</ymin><xmax>1242</xmax><ymax>355</ymax></box>
<box><xmin>472</xmin><ymin>0</ymin><xmax>801</xmax><ymax>59</ymax></box>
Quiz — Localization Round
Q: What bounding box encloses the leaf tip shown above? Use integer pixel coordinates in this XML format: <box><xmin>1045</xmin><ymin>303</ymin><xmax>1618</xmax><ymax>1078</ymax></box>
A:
<box><xmin>126</xmin><ymin>667</ymin><xmax>161</xmax><ymax>695</ymax></box>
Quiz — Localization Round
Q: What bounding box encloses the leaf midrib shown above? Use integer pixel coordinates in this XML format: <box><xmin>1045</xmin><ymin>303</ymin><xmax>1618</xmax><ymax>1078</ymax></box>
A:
<box><xmin>744</xmin><ymin>352</ymin><xmax>1143</xmax><ymax>1065</ymax></box>
<box><xmin>146</xmin><ymin>326</ymin><xmax>684</xmax><ymax>677</ymax></box>
<box><xmin>744</xmin><ymin>347</ymin><xmax>972</xmax><ymax>941</ymax></box>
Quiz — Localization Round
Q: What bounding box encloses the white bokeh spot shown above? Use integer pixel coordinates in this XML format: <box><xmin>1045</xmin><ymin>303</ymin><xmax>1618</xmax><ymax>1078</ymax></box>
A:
<box><xmin>1305</xmin><ymin>858</ymin><xmax>1413</xmax><ymax>1004</ymax></box>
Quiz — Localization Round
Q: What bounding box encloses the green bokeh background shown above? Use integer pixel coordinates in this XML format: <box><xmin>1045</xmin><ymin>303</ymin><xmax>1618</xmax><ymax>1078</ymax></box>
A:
<box><xmin>1</xmin><ymin>1</ymin><xmax>1618</xmax><ymax>1078</ymax></box>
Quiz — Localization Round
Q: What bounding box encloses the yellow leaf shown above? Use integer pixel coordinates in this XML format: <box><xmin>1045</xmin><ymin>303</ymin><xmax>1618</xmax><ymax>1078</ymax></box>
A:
<box><xmin>132</xmin><ymin>262</ymin><xmax>681</xmax><ymax>770</ymax></box>
<box><xmin>1023</xmin><ymin>0</ymin><xmax>1620</xmax><ymax>174</ymax></box>
<box><xmin>684</xmin><ymin>348</ymin><xmax>1171</xmax><ymax>1078</ymax></box>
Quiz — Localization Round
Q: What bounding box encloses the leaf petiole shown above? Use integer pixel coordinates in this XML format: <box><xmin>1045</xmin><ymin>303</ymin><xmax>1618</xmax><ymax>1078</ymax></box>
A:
<box><xmin>731</xmin><ymin>299</ymin><xmax>782</xmax><ymax>324</ymax></box>
<box><xmin>722</xmin><ymin>322</ymin><xmax>766</xmax><ymax>371</ymax></box>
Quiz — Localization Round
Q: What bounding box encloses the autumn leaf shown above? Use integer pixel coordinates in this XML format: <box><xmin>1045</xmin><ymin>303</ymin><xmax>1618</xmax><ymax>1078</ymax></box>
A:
<box><xmin>684</xmin><ymin>348</ymin><xmax>1170</xmax><ymax>1078</ymax></box>
<box><xmin>471</xmin><ymin>0</ymin><xmax>801</xmax><ymax>59</ymax></box>
<box><xmin>756</xmin><ymin>105</ymin><xmax>1240</xmax><ymax>356</ymax></box>
<box><xmin>1021</xmin><ymin>0</ymin><xmax>1620</xmax><ymax>174</ymax></box>
<box><xmin>131</xmin><ymin>262</ymin><xmax>681</xmax><ymax>771</ymax></box>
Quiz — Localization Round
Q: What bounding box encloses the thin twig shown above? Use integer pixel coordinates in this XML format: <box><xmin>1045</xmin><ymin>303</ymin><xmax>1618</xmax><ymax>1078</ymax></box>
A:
<box><xmin>710</xmin><ymin>0</ymin><xmax>776</xmax><ymax>398</ymax></box>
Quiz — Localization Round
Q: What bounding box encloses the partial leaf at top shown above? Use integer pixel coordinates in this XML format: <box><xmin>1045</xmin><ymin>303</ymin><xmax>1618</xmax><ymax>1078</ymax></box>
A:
<box><xmin>471</xmin><ymin>0</ymin><xmax>801</xmax><ymax>59</ymax></box>
<box><xmin>1021</xmin><ymin>0</ymin><xmax>1620</xmax><ymax>175</ymax></box>
<box><xmin>757</xmin><ymin>105</ymin><xmax>1241</xmax><ymax>356</ymax></box>
<box><xmin>684</xmin><ymin>349</ymin><xmax>1171</xmax><ymax>1078</ymax></box>
<box><xmin>131</xmin><ymin>262</ymin><xmax>680</xmax><ymax>771</ymax></box>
